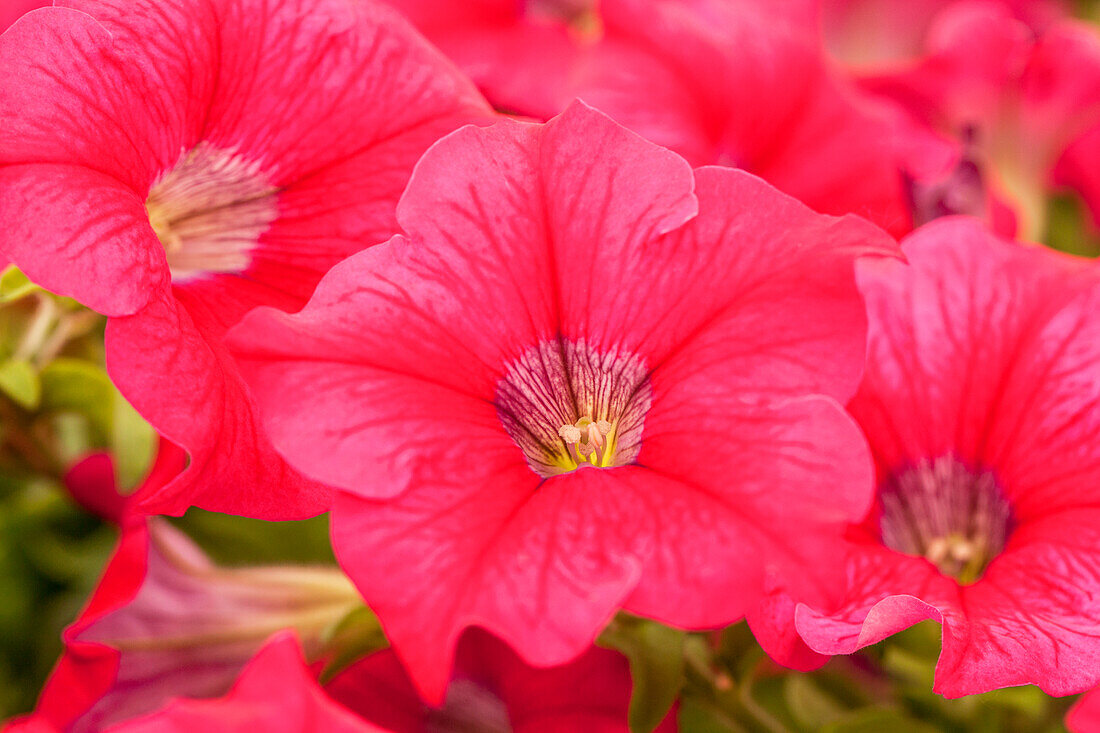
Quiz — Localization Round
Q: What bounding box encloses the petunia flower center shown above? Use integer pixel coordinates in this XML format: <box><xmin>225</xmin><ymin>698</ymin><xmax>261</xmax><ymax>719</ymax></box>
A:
<box><xmin>903</xmin><ymin>126</ymin><xmax>989</xmax><ymax>227</ymax></box>
<box><xmin>496</xmin><ymin>338</ymin><xmax>652</xmax><ymax>478</ymax></box>
<box><xmin>877</xmin><ymin>455</ymin><xmax>1013</xmax><ymax>585</ymax></box>
<box><xmin>145</xmin><ymin>143</ymin><xmax>279</xmax><ymax>282</ymax></box>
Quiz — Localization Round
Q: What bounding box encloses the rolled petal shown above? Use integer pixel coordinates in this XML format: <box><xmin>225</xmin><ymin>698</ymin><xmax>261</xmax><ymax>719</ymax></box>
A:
<box><xmin>107</xmin><ymin>294</ymin><xmax>331</xmax><ymax>518</ymax></box>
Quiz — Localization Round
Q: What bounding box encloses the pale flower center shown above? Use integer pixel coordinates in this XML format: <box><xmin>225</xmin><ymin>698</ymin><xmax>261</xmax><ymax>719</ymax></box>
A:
<box><xmin>878</xmin><ymin>455</ymin><xmax>1013</xmax><ymax>584</ymax></box>
<box><xmin>496</xmin><ymin>338</ymin><xmax>652</xmax><ymax>478</ymax></box>
<box><xmin>145</xmin><ymin>143</ymin><xmax>279</xmax><ymax>282</ymax></box>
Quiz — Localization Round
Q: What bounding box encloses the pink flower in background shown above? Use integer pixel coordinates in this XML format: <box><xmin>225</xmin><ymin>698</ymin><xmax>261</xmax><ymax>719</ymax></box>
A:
<box><xmin>107</xmin><ymin>633</ymin><xmax>384</xmax><ymax>733</ymax></box>
<box><xmin>383</xmin><ymin>0</ymin><xmax>953</xmax><ymax>237</ymax></box>
<box><xmin>858</xmin><ymin>1</ymin><xmax>1100</xmax><ymax>238</ymax></box>
<box><xmin>327</xmin><ymin>629</ymin><xmax>675</xmax><ymax>733</ymax></box>
<box><xmin>767</xmin><ymin>217</ymin><xmax>1100</xmax><ymax>697</ymax></box>
<box><xmin>229</xmin><ymin>102</ymin><xmax>896</xmax><ymax>700</ymax></box>
<box><xmin>0</xmin><ymin>0</ymin><xmax>492</xmax><ymax>518</ymax></box>
<box><xmin>820</xmin><ymin>0</ymin><xmax>1069</xmax><ymax>71</ymax></box>
<box><xmin>26</xmin><ymin>513</ymin><xmax>358</xmax><ymax>732</ymax></box>
<box><xmin>1068</xmin><ymin>688</ymin><xmax>1100</xmax><ymax>733</ymax></box>
<box><xmin>379</xmin><ymin>0</ymin><xmax>602</xmax><ymax>119</ymax></box>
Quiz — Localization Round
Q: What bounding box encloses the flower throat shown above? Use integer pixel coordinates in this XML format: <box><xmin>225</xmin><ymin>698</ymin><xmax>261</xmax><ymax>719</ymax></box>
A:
<box><xmin>495</xmin><ymin>338</ymin><xmax>652</xmax><ymax>478</ymax></box>
<box><xmin>878</xmin><ymin>455</ymin><xmax>1013</xmax><ymax>584</ymax></box>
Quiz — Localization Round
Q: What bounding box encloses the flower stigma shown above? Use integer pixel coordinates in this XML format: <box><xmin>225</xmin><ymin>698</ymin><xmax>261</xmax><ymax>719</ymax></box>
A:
<box><xmin>496</xmin><ymin>338</ymin><xmax>652</xmax><ymax>478</ymax></box>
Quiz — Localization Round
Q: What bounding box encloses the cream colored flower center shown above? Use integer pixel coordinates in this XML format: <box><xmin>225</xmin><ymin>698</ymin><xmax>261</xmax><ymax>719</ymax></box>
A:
<box><xmin>146</xmin><ymin>143</ymin><xmax>279</xmax><ymax>282</ymax></box>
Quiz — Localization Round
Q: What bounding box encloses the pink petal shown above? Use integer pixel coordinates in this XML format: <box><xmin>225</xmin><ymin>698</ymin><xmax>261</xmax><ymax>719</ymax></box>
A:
<box><xmin>793</xmin><ymin>544</ymin><xmax>948</xmax><ymax>656</ymax></box>
<box><xmin>1068</xmin><ymin>687</ymin><xmax>1100</xmax><ymax>733</ymax></box>
<box><xmin>327</xmin><ymin>628</ymin><xmax>667</xmax><ymax>733</ymax></box>
<box><xmin>626</xmin><ymin>396</ymin><xmax>875</xmax><ymax>624</ymax></box>
<box><xmin>63</xmin><ymin>453</ymin><xmax>127</xmax><ymax>524</ymax></box>
<box><xmin>850</xmin><ymin>216</ymin><xmax>1095</xmax><ymax>480</ymax></box>
<box><xmin>588</xmin><ymin>0</ymin><xmax>948</xmax><ymax>236</ymax></box>
<box><xmin>108</xmin><ymin>294</ymin><xmax>330</xmax><ymax>519</ymax></box>
<box><xmin>934</xmin><ymin>509</ymin><xmax>1100</xmax><ymax>697</ymax></box>
<box><xmin>0</xmin><ymin>165</ymin><xmax>166</xmax><ymax>316</ymax></box>
<box><xmin>598</xmin><ymin>166</ymin><xmax>897</xmax><ymax>408</ymax></box>
<box><xmin>0</xmin><ymin>0</ymin><xmax>48</xmax><ymax>32</ymax></box>
<box><xmin>0</xmin><ymin>4</ymin><xmax>208</xmax><ymax>189</ymax></box>
<box><xmin>330</xmin><ymin>466</ymin><xmax>645</xmax><ymax>703</ymax></box>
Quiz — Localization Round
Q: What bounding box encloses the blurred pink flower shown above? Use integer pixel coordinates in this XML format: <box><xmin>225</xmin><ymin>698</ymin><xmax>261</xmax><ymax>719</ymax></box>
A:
<box><xmin>107</xmin><ymin>633</ymin><xmax>383</xmax><ymax>733</ymax></box>
<box><xmin>1068</xmin><ymin>687</ymin><xmax>1100</xmax><ymax>733</ymax></box>
<box><xmin>25</xmin><ymin>515</ymin><xmax>358</xmax><ymax>732</ymax></box>
<box><xmin>0</xmin><ymin>0</ymin><xmax>492</xmax><ymax>519</ymax></box>
<box><xmin>820</xmin><ymin>0</ymin><xmax>1069</xmax><ymax>70</ymax></box>
<box><xmin>859</xmin><ymin>1</ymin><xmax>1100</xmax><ymax>238</ymax></box>
<box><xmin>383</xmin><ymin>0</ymin><xmax>954</xmax><ymax>238</ymax></box>
<box><xmin>228</xmin><ymin>102</ymin><xmax>896</xmax><ymax>701</ymax></box>
<box><xmin>327</xmin><ymin>629</ymin><xmax>676</xmax><ymax>733</ymax></box>
<box><xmin>759</xmin><ymin>217</ymin><xmax>1100</xmax><ymax>697</ymax></box>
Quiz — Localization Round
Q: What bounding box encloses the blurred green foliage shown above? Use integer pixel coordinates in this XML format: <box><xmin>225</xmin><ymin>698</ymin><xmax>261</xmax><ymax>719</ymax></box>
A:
<box><xmin>600</xmin><ymin>618</ymin><xmax>1077</xmax><ymax>733</ymax></box>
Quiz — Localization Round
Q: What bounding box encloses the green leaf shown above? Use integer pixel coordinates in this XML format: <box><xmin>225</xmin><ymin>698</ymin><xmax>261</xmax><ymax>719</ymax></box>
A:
<box><xmin>171</xmin><ymin>509</ymin><xmax>336</xmax><ymax>566</ymax></box>
<box><xmin>598</xmin><ymin>616</ymin><xmax>686</xmax><ymax>733</ymax></box>
<box><xmin>110</xmin><ymin>392</ymin><xmax>155</xmax><ymax>490</ymax></box>
<box><xmin>1046</xmin><ymin>193</ymin><xmax>1100</xmax><ymax>258</ymax></box>
<box><xmin>39</xmin><ymin>358</ymin><xmax>115</xmax><ymax>440</ymax></box>
<box><xmin>784</xmin><ymin>674</ymin><xmax>847</xmax><ymax>728</ymax></box>
<box><xmin>0</xmin><ymin>360</ymin><xmax>40</xmax><ymax>409</ymax></box>
<box><xmin>978</xmin><ymin>685</ymin><xmax>1049</xmax><ymax>720</ymax></box>
<box><xmin>677</xmin><ymin>695</ymin><xmax>749</xmax><ymax>733</ymax></box>
<box><xmin>822</xmin><ymin>708</ymin><xmax>941</xmax><ymax>733</ymax></box>
<box><xmin>0</xmin><ymin>267</ymin><xmax>39</xmax><ymax>303</ymax></box>
<box><xmin>37</xmin><ymin>358</ymin><xmax>155</xmax><ymax>483</ymax></box>
<box><xmin>318</xmin><ymin>606</ymin><xmax>388</xmax><ymax>683</ymax></box>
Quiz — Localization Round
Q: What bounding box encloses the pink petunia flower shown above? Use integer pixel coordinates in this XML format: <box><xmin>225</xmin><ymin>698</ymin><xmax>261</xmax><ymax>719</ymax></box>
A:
<box><xmin>383</xmin><ymin>0</ymin><xmax>953</xmax><ymax>238</ymax></box>
<box><xmin>228</xmin><ymin>102</ymin><xmax>898</xmax><ymax>701</ymax></box>
<box><xmin>759</xmin><ymin>216</ymin><xmax>1100</xmax><ymax>697</ymax></box>
<box><xmin>1069</xmin><ymin>688</ymin><xmax>1100</xmax><ymax>733</ymax></box>
<box><xmin>327</xmin><ymin>628</ymin><xmax>675</xmax><ymax>733</ymax></box>
<box><xmin>0</xmin><ymin>0</ymin><xmax>492</xmax><ymax>518</ymax></box>
<box><xmin>28</xmin><ymin>513</ymin><xmax>360</xmax><ymax>732</ymax></box>
<box><xmin>858</xmin><ymin>1</ymin><xmax>1100</xmax><ymax>240</ymax></box>
<box><xmin>106</xmin><ymin>632</ymin><xmax>384</xmax><ymax>733</ymax></box>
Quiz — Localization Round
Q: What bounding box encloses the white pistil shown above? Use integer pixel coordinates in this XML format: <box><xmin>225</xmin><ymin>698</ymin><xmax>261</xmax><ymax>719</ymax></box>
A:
<box><xmin>558</xmin><ymin>417</ymin><xmax>612</xmax><ymax>467</ymax></box>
